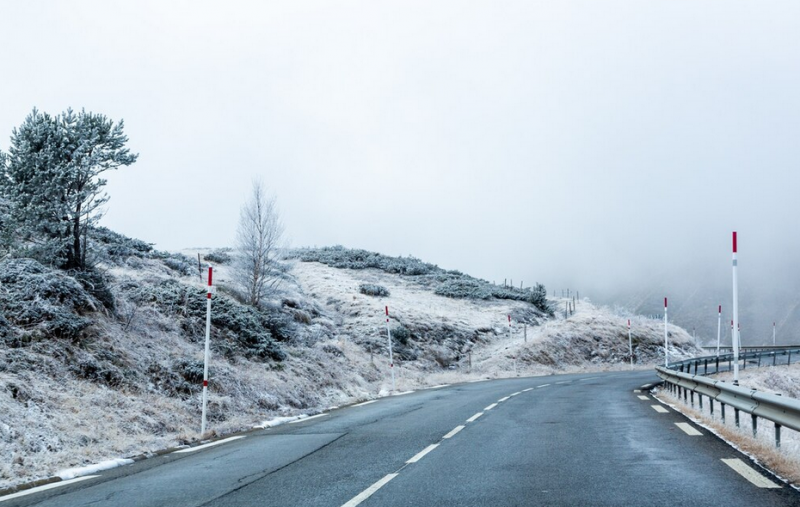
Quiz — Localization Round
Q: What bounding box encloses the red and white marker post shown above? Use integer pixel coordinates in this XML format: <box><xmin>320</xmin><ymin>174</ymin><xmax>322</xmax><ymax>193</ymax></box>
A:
<box><xmin>664</xmin><ymin>298</ymin><xmax>669</xmax><ymax>367</ymax></box>
<box><xmin>716</xmin><ymin>305</ymin><xmax>722</xmax><ymax>357</ymax></box>
<box><xmin>732</xmin><ymin>232</ymin><xmax>740</xmax><ymax>385</ymax></box>
<box><xmin>385</xmin><ymin>306</ymin><xmax>395</xmax><ymax>392</ymax></box>
<box><xmin>201</xmin><ymin>266</ymin><xmax>213</xmax><ymax>435</ymax></box>
<box><xmin>627</xmin><ymin>319</ymin><xmax>633</xmax><ymax>368</ymax></box>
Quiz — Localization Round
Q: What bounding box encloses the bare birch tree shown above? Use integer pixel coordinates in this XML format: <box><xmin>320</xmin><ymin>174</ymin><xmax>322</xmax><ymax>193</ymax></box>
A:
<box><xmin>234</xmin><ymin>180</ymin><xmax>284</xmax><ymax>308</ymax></box>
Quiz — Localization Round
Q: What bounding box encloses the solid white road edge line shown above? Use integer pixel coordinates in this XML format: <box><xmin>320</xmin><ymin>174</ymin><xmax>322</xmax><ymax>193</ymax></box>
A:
<box><xmin>467</xmin><ymin>412</ymin><xmax>483</xmax><ymax>423</ymax></box>
<box><xmin>651</xmin><ymin>405</ymin><xmax>669</xmax><ymax>413</ymax></box>
<box><xmin>484</xmin><ymin>403</ymin><xmax>498</xmax><ymax>411</ymax></box>
<box><xmin>354</xmin><ymin>400</ymin><xmax>377</xmax><ymax>407</ymax></box>
<box><xmin>340</xmin><ymin>473</ymin><xmax>399</xmax><ymax>507</ymax></box>
<box><xmin>443</xmin><ymin>426</ymin><xmax>465</xmax><ymax>439</ymax></box>
<box><xmin>721</xmin><ymin>459</ymin><xmax>781</xmax><ymax>488</ymax></box>
<box><xmin>289</xmin><ymin>414</ymin><xmax>328</xmax><ymax>424</ymax></box>
<box><xmin>406</xmin><ymin>444</ymin><xmax>439</xmax><ymax>464</ymax></box>
<box><xmin>429</xmin><ymin>384</ymin><xmax>449</xmax><ymax>389</ymax></box>
<box><xmin>675</xmin><ymin>423</ymin><xmax>702</xmax><ymax>436</ymax></box>
<box><xmin>173</xmin><ymin>436</ymin><xmax>245</xmax><ymax>454</ymax></box>
<box><xmin>0</xmin><ymin>476</ymin><xmax>100</xmax><ymax>503</ymax></box>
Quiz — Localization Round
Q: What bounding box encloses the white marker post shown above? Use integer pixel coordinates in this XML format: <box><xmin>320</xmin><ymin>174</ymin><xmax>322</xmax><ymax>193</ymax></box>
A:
<box><xmin>716</xmin><ymin>305</ymin><xmax>722</xmax><ymax>357</ymax></box>
<box><xmin>628</xmin><ymin>319</ymin><xmax>633</xmax><ymax>368</ymax></box>
<box><xmin>732</xmin><ymin>232</ymin><xmax>740</xmax><ymax>386</ymax></box>
<box><xmin>664</xmin><ymin>298</ymin><xmax>669</xmax><ymax>367</ymax></box>
<box><xmin>385</xmin><ymin>306</ymin><xmax>395</xmax><ymax>392</ymax></box>
<box><xmin>201</xmin><ymin>266</ymin><xmax>213</xmax><ymax>435</ymax></box>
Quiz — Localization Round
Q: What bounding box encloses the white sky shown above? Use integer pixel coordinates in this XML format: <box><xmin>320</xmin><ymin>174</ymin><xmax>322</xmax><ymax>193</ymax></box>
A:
<box><xmin>2</xmin><ymin>1</ymin><xmax>800</xmax><ymax>303</ymax></box>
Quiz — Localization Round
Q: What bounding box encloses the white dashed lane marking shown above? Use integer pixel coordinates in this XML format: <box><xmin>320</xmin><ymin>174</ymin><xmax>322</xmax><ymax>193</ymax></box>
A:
<box><xmin>406</xmin><ymin>444</ymin><xmax>439</xmax><ymax>464</ymax></box>
<box><xmin>522</xmin><ymin>388</ymin><xmax>533</xmax><ymax>392</ymax></box>
<box><xmin>341</xmin><ymin>473</ymin><xmax>399</xmax><ymax>507</ymax></box>
<box><xmin>484</xmin><ymin>403</ymin><xmax>498</xmax><ymax>411</ymax></box>
<box><xmin>498</xmin><ymin>396</ymin><xmax>510</xmax><ymax>402</ymax></box>
<box><xmin>675</xmin><ymin>423</ymin><xmax>702</xmax><ymax>436</ymax></box>
<box><xmin>651</xmin><ymin>405</ymin><xmax>669</xmax><ymax>413</ymax></box>
<box><xmin>443</xmin><ymin>426</ymin><xmax>465</xmax><ymax>439</ymax></box>
<box><xmin>466</xmin><ymin>412</ymin><xmax>483</xmax><ymax>423</ymax></box>
<box><xmin>637</xmin><ymin>395</ymin><xmax>650</xmax><ymax>400</ymax></box>
<box><xmin>537</xmin><ymin>384</ymin><xmax>550</xmax><ymax>388</ymax></box>
<box><xmin>721</xmin><ymin>459</ymin><xmax>781</xmax><ymax>488</ymax></box>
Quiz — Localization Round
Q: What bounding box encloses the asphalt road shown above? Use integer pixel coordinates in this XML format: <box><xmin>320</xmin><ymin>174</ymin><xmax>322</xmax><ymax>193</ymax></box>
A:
<box><xmin>6</xmin><ymin>370</ymin><xmax>800</xmax><ymax>506</ymax></box>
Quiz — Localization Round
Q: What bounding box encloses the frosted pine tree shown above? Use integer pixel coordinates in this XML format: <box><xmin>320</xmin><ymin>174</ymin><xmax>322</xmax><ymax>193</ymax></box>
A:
<box><xmin>0</xmin><ymin>108</ymin><xmax>137</xmax><ymax>269</ymax></box>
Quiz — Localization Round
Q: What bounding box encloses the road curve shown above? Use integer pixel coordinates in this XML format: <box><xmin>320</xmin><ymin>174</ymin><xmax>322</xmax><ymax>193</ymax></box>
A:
<box><xmin>5</xmin><ymin>371</ymin><xmax>800</xmax><ymax>506</ymax></box>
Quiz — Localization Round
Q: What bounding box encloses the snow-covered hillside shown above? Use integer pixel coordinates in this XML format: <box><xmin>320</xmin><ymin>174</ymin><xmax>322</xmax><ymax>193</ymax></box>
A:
<box><xmin>0</xmin><ymin>234</ymin><xmax>700</xmax><ymax>490</ymax></box>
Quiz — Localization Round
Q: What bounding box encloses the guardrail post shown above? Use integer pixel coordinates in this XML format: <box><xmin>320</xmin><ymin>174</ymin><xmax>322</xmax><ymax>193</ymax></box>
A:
<box><xmin>757</xmin><ymin>354</ymin><xmax>761</xmax><ymax>367</ymax></box>
<box><xmin>729</xmin><ymin>356</ymin><xmax>732</xmax><ymax>372</ymax></box>
<box><xmin>773</xmin><ymin>352</ymin><xmax>777</xmax><ymax>366</ymax></box>
<box><xmin>704</xmin><ymin>359</ymin><xmax>708</xmax><ymax>374</ymax></box>
<box><xmin>690</xmin><ymin>391</ymin><xmax>695</xmax><ymax>407</ymax></box>
<box><xmin>776</xmin><ymin>424</ymin><xmax>782</xmax><ymax>448</ymax></box>
<box><xmin>721</xmin><ymin>402</ymin><xmax>726</xmax><ymax>422</ymax></box>
<box><xmin>735</xmin><ymin>408</ymin><xmax>740</xmax><ymax>427</ymax></box>
<box><xmin>710</xmin><ymin>398</ymin><xmax>714</xmax><ymax>415</ymax></box>
<box><xmin>752</xmin><ymin>414</ymin><xmax>758</xmax><ymax>437</ymax></box>
<box><xmin>789</xmin><ymin>350</ymin><xmax>792</xmax><ymax>365</ymax></box>
<box><xmin>716</xmin><ymin>357</ymin><xmax>720</xmax><ymax>373</ymax></box>
<box><xmin>699</xmin><ymin>393</ymin><xmax>703</xmax><ymax>410</ymax></box>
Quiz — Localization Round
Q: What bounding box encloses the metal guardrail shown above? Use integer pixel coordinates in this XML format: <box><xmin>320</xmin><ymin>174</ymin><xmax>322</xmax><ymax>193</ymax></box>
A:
<box><xmin>655</xmin><ymin>347</ymin><xmax>800</xmax><ymax>447</ymax></box>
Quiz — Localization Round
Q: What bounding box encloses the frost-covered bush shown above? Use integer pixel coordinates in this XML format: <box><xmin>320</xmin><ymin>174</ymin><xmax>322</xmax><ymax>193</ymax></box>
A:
<box><xmin>158</xmin><ymin>254</ymin><xmax>196</xmax><ymax>276</ymax></box>
<box><xmin>391</xmin><ymin>326</ymin><xmax>411</xmax><ymax>345</ymax></box>
<box><xmin>288</xmin><ymin>246</ymin><xmax>437</xmax><ymax>275</ymax></box>
<box><xmin>73</xmin><ymin>268</ymin><xmax>115</xmax><ymax>311</ymax></box>
<box><xmin>123</xmin><ymin>279</ymin><xmax>285</xmax><ymax>361</ymax></box>
<box><xmin>358</xmin><ymin>283</ymin><xmax>390</xmax><ymax>297</ymax></box>
<box><xmin>434</xmin><ymin>278</ymin><xmax>491</xmax><ymax>300</ymax></box>
<box><xmin>204</xmin><ymin>249</ymin><xmax>232</xmax><ymax>265</ymax></box>
<box><xmin>0</xmin><ymin>258</ymin><xmax>96</xmax><ymax>342</ymax></box>
<box><xmin>90</xmin><ymin>226</ymin><xmax>153</xmax><ymax>261</ymax></box>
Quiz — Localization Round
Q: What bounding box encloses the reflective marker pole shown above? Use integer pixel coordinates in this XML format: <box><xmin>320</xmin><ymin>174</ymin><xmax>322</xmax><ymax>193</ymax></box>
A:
<box><xmin>664</xmin><ymin>298</ymin><xmax>669</xmax><ymax>367</ymax></box>
<box><xmin>201</xmin><ymin>266</ymin><xmax>213</xmax><ymax>435</ymax></box>
<box><xmin>716</xmin><ymin>305</ymin><xmax>722</xmax><ymax>357</ymax></box>
<box><xmin>732</xmin><ymin>232</ymin><xmax>740</xmax><ymax>386</ymax></box>
<box><xmin>386</xmin><ymin>306</ymin><xmax>395</xmax><ymax>391</ymax></box>
<box><xmin>628</xmin><ymin>319</ymin><xmax>633</xmax><ymax>368</ymax></box>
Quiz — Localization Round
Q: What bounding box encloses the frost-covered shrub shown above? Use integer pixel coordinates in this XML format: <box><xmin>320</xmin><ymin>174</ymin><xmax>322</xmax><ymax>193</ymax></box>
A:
<box><xmin>123</xmin><ymin>279</ymin><xmax>285</xmax><ymax>361</ymax></box>
<box><xmin>0</xmin><ymin>258</ymin><xmax>96</xmax><ymax>342</ymax></box>
<box><xmin>287</xmin><ymin>246</ymin><xmax>436</xmax><ymax>275</ymax></box>
<box><xmin>73</xmin><ymin>268</ymin><xmax>115</xmax><ymax>311</ymax></box>
<box><xmin>434</xmin><ymin>278</ymin><xmax>491</xmax><ymax>300</ymax></box>
<box><xmin>204</xmin><ymin>249</ymin><xmax>232</xmax><ymax>264</ymax></box>
<box><xmin>90</xmin><ymin>226</ymin><xmax>153</xmax><ymax>261</ymax></box>
<box><xmin>391</xmin><ymin>326</ymin><xmax>411</xmax><ymax>345</ymax></box>
<box><xmin>358</xmin><ymin>283</ymin><xmax>390</xmax><ymax>297</ymax></box>
<box><xmin>159</xmin><ymin>254</ymin><xmax>196</xmax><ymax>276</ymax></box>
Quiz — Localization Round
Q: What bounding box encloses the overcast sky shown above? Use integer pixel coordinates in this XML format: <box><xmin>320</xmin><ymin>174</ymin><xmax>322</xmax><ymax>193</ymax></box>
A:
<box><xmin>2</xmin><ymin>1</ymin><xmax>800</xmax><ymax>310</ymax></box>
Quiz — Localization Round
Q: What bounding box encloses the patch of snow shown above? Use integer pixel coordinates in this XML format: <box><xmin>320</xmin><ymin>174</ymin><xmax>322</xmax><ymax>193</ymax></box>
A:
<box><xmin>57</xmin><ymin>458</ymin><xmax>134</xmax><ymax>480</ymax></box>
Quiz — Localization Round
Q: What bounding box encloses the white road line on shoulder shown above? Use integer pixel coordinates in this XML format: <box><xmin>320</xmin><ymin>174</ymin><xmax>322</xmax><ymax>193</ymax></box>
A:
<box><xmin>443</xmin><ymin>426</ymin><xmax>465</xmax><ymax>439</ymax></box>
<box><xmin>468</xmin><ymin>379</ymin><xmax>489</xmax><ymax>383</ymax></box>
<box><xmin>721</xmin><ymin>459</ymin><xmax>781</xmax><ymax>488</ymax></box>
<box><xmin>429</xmin><ymin>384</ymin><xmax>449</xmax><ymax>389</ymax></box>
<box><xmin>633</xmin><ymin>390</ymin><xmax>641</xmax><ymax>393</ymax></box>
<box><xmin>637</xmin><ymin>395</ymin><xmax>650</xmax><ymax>400</ymax></box>
<box><xmin>0</xmin><ymin>476</ymin><xmax>100</xmax><ymax>503</ymax></box>
<box><xmin>641</xmin><ymin>384</ymin><xmax>652</xmax><ymax>389</ymax></box>
<box><xmin>289</xmin><ymin>414</ymin><xmax>328</xmax><ymax>424</ymax></box>
<box><xmin>651</xmin><ymin>405</ymin><xmax>669</xmax><ymax>413</ymax></box>
<box><xmin>498</xmin><ymin>396</ymin><xmax>510</xmax><ymax>402</ymax></box>
<box><xmin>484</xmin><ymin>403</ymin><xmax>498</xmax><ymax>411</ymax></box>
<box><xmin>341</xmin><ymin>473</ymin><xmax>399</xmax><ymax>507</ymax></box>
<box><xmin>675</xmin><ymin>423</ymin><xmax>702</xmax><ymax>436</ymax></box>
<box><xmin>354</xmin><ymin>400</ymin><xmax>377</xmax><ymax>407</ymax></box>
<box><xmin>522</xmin><ymin>388</ymin><xmax>534</xmax><ymax>392</ymax></box>
<box><xmin>392</xmin><ymin>390</ymin><xmax>415</xmax><ymax>396</ymax></box>
<box><xmin>537</xmin><ymin>384</ymin><xmax>550</xmax><ymax>388</ymax></box>
<box><xmin>406</xmin><ymin>444</ymin><xmax>439</xmax><ymax>464</ymax></box>
<box><xmin>466</xmin><ymin>412</ymin><xmax>483</xmax><ymax>423</ymax></box>
<box><xmin>173</xmin><ymin>436</ymin><xmax>245</xmax><ymax>454</ymax></box>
